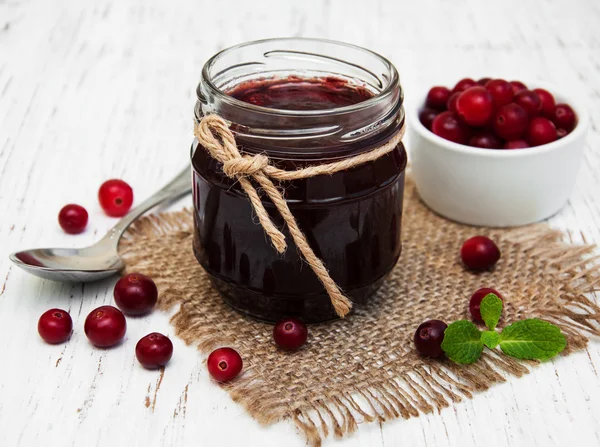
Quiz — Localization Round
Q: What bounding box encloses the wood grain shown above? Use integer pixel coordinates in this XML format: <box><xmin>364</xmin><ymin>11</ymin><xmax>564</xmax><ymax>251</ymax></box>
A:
<box><xmin>0</xmin><ymin>0</ymin><xmax>598</xmax><ymax>446</ymax></box>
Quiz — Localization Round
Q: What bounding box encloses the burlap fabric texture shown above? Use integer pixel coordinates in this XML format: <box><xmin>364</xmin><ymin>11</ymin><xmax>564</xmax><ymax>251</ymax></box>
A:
<box><xmin>120</xmin><ymin>175</ymin><xmax>600</xmax><ymax>446</ymax></box>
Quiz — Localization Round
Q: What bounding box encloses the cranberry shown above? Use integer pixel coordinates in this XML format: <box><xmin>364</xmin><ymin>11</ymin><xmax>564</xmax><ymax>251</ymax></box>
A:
<box><xmin>114</xmin><ymin>273</ymin><xmax>158</xmax><ymax>316</ymax></box>
<box><xmin>58</xmin><ymin>204</ymin><xmax>88</xmax><ymax>234</ymax></box>
<box><xmin>504</xmin><ymin>139</ymin><xmax>530</xmax><ymax>149</ymax></box>
<box><xmin>431</xmin><ymin>111</ymin><xmax>470</xmax><ymax>144</ymax></box>
<box><xmin>426</xmin><ymin>86</ymin><xmax>451</xmax><ymax>111</ymax></box>
<box><xmin>456</xmin><ymin>87</ymin><xmax>494</xmax><ymax>127</ymax></box>
<box><xmin>447</xmin><ymin>92</ymin><xmax>460</xmax><ymax>113</ymax></box>
<box><xmin>98</xmin><ymin>179</ymin><xmax>134</xmax><ymax>217</ymax></box>
<box><xmin>552</xmin><ymin>103</ymin><xmax>576</xmax><ymax>132</ymax></box>
<box><xmin>510</xmin><ymin>81</ymin><xmax>527</xmax><ymax>94</ymax></box>
<box><xmin>461</xmin><ymin>236</ymin><xmax>501</xmax><ymax>270</ymax></box>
<box><xmin>136</xmin><ymin>333</ymin><xmax>173</xmax><ymax>369</ymax></box>
<box><xmin>418</xmin><ymin>108</ymin><xmax>439</xmax><ymax>130</ymax></box>
<box><xmin>514</xmin><ymin>90</ymin><xmax>542</xmax><ymax>118</ymax></box>
<box><xmin>452</xmin><ymin>78</ymin><xmax>477</xmax><ymax>94</ymax></box>
<box><xmin>273</xmin><ymin>318</ymin><xmax>308</xmax><ymax>351</ymax></box>
<box><xmin>493</xmin><ymin>103</ymin><xmax>529</xmax><ymax>140</ymax></box>
<box><xmin>484</xmin><ymin>79</ymin><xmax>514</xmax><ymax>107</ymax></box>
<box><xmin>38</xmin><ymin>309</ymin><xmax>73</xmax><ymax>344</ymax></box>
<box><xmin>414</xmin><ymin>320</ymin><xmax>447</xmax><ymax>358</ymax></box>
<box><xmin>526</xmin><ymin>117</ymin><xmax>557</xmax><ymax>146</ymax></box>
<box><xmin>207</xmin><ymin>347</ymin><xmax>243</xmax><ymax>382</ymax></box>
<box><xmin>84</xmin><ymin>305</ymin><xmax>126</xmax><ymax>348</ymax></box>
<box><xmin>469</xmin><ymin>288</ymin><xmax>504</xmax><ymax>322</ymax></box>
<box><xmin>556</xmin><ymin>128</ymin><xmax>568</xmax><ymax>139</ymax></box>
<box><xmin>477</xmin><ymin>77</ymin><xmax>492</xmax><ymax>86</ymax></box>
<box><xmin>533</xmin><ymin>88</ymin><xmax>556</xmax><ymax>117</ymax></box>
<box><xmin>469</xmin><ymin>133</ymin><xmax>502</xmax><ymax>149</ymax></box>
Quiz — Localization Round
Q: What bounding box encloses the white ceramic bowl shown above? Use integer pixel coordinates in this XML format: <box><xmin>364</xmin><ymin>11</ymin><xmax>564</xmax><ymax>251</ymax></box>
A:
<box><xmin>409</xmin><ymin>81</ymin><xmax>589</xmax><ymax>227</ymax></box>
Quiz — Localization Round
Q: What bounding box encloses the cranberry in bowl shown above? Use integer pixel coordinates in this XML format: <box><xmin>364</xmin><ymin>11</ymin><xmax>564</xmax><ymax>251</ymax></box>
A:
<box><xmin>410</xmin><ymin>79</ymin><xmax>588</xmax><ymax>227</ymax></box>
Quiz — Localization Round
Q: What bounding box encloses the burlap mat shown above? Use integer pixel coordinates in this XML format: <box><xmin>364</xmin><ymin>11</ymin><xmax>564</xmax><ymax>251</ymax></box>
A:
<box><xmin>120</xmin><ymin>175</ymin><xmax>600</xmax><ymax>446</ymax></box>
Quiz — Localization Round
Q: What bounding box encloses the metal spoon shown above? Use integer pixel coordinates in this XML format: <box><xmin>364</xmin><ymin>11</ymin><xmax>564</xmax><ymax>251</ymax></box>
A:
<box><xmin>9</xmin><ymin>167</ymin><xmax>192</xmax><ymax>282</ymax></box>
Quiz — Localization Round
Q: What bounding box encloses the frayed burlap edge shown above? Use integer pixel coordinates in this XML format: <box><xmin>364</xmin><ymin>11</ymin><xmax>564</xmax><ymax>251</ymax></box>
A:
<box><xmin>120</xmin><ymin>207</ymin><xmax>600</xmax><ymax>447</ymax></box>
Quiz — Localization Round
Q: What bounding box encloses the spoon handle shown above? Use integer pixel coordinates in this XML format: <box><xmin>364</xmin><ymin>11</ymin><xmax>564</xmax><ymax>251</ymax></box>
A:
<box><xmin>96</xmin><ymin>167</ymin><xmax>192</xmax><ymax>250</ymax></box>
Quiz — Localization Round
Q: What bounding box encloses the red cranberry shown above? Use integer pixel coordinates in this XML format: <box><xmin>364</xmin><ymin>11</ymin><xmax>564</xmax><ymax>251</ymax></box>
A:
<box><xmin>84</xmin><ymin>305</ymin><xmax>126</xmax><ymax>348</ymax></box>
<box><xmin>431</xmin><ymin>111</ymin><xmax>470</xmax><ymax>144</ymax></box>
<box><xmin>533</xmin><ymin>88</ymin><xmax>556</xmax><ymax>117</ymax></box>
<box><xmin>510</xmin><ymin>81</ymin><xmax>528</xmax><ymax>94</ymax></box>
<box><xmin>58</xmin><ymin>204</ymin><xmax>88</xmax><ymax>234</ymax></box>
<box><xmin>469</xmin><ymin>288</ymin><xmax>504</xmax><ymax>322</ymax></box>
<box><xmin>98</xmin><ymin>179</ymin><xmax>134</xmax><ymax>217</ymax></box>
<box><xmin>477</xmin><ymin>77</ymin><xmax>492</xmax><ymax>86</ymax></box>
<box><xmin>273</xmin><ymin>318</ymin><xmax>308</xmax><ymax>351</ymax></box>
<box><xmin>114</xmin><ymin>273</ymin><xmax>158</xmax><ymax>316</ymax></box>
<box><xmin>461</xmin><ymin>236</ymin><xmax>501</xmax><ymax>270</ymax></box>
<box><xmin>452</xmin><ymin>78</ymin><xmax>477</xmax><ymax>94</ymax></box>
<box><xmin>426</xmin><ymin>86</ymin><xmax>451</xmax><ymax>111</ymax></box>
<box><xmin>456</xmin><ymin>87</ymin><xmax>494</xmax><ymax>127</ymax></box>
<box><xmin>484</xmin><ymin>79</ymin><xmax>514</xmax><ymax>107</ymax></box>
<box><xmin>552</xmin><ymin>103</ymin><xmax>576</xmax><ymax>132</ymax></box>
<box><xmin>418</xmin><ymin>108</ymin><xmax>439</xmax><ymax>130</ymax></box>
<box><xmin>38</xmin><ymin>309</ymin><xmax>73</xmax><ymax>344</ymax></box>
<box><xmin>514</xmin><ymin>90</ymin><xmax>542</xmax><ymax>118</ymax></box>
<box><xmin>469</xmin><ymin>133</ymin><xmax>502</xmax><ymax>149</ymax></box>
<box><xmin>447</xmin><ymin>92</ymin><xmax>460</xmax><ymax>113</ymax></box>
<box><xmin>414</xmin><ymin>320</ymin><xmax>447</xmax><ymax>358</ymax></box>
<box><xmin>504</xmin><ymin>139</ymin><xmax>530</xmax><ymax>149</ymax></box>
<box><xmin>493</xmin><ymin>103</ymin><xmax>529</xmax><ymax>140</ymax></box>
<box><xmin>556</xmin><ymin>128</ymin><xmax>568</xmax><ymax>139</ymax></box>
<box><xmin>527</xmin><ymin>117</ymin><xmax>557</xmax><ymax>146</ymax></box>
<box><xmin>207</xmin><ymin>347</ymin><xmax>243</xmax><ymax>382</ymax></box>
<box><xmin>136</xmin><ymin>333</ymin><xmax>173</xmax><ymax>369</ymax></box>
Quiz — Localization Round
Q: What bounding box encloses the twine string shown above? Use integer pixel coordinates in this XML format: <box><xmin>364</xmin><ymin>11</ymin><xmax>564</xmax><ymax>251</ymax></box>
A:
<box><xmin>194</xmin><ymin>114</ymin><xmax>405</xmax><ymax>318</ymax></box>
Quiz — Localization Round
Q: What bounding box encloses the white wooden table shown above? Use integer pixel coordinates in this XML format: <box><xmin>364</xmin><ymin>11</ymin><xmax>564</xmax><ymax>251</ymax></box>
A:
<box><xmin>1</xmin><ymin>0</ymin><xmax>599</xmax><ymax>445</ymax></box>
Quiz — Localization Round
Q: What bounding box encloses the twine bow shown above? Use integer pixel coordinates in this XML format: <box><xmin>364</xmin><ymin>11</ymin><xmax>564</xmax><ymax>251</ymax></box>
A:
<box><xmin>194</xmin><ymin>115</ymin><xmax>404</xmax><ymax>317</ymax></box>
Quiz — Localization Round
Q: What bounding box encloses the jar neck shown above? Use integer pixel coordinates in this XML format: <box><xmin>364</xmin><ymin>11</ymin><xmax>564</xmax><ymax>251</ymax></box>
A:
<box><xmin>194</xmin><ymin>39</ymin><xmax>404</xmax><ymax>161</ymax></box>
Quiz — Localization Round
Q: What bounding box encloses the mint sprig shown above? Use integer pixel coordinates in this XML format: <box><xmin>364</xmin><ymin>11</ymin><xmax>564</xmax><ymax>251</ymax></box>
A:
<box><xmin>441</xmin><ymin>293</ymin><xmax>566</xmax><ymax>364</ymax></box>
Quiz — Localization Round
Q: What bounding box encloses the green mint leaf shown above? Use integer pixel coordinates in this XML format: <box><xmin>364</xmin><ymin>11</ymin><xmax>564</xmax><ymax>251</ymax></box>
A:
<box><xmin>480</xmin><ymin>293</ymin><xmax>503</xmax><ymax>330</ymax></box>
<box><xmin>481</xmin><ymin>330</ymin><xmax>500</xmax><ymax>349</ymax></box>
<box><xmin>499</xmin><ymin>319</ymin><xmax>567</xmax><ymax>360</ymax></box>
<box><xmin>441</xmin><ymin>320</ymin><xmax>484</xmax><ymax>364</ymax></box>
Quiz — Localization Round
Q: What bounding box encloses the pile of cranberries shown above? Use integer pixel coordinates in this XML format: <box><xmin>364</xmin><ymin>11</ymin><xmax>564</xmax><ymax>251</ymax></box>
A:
<box><xmin>38</xmin><ymin>274</ymin><xmax>309</xmax><ymax>383</ymax></box>
<box><xmin>414</xmin><ymin>235</ymin><xmax>504</xmax><ymax>357</ymax></box>
<box><xmin>58</xmin><ymin>179</ymin><xmax>134</xmax><ymax>234</ymax></box>
<box><xmin>419</xmin><ymin>78</ymin><xmax>577</xmax><ymax>149</ymax></box>
<box><xmin>38</xmin><ymin>272</ymin><xmax>172</xmax><ymax>369</ymax></box>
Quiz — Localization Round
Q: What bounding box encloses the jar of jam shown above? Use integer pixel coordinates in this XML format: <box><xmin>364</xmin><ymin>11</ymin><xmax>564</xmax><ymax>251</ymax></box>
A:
<box><xmin>192</xmin><ymin>38</ymin><xmax>406</xmax><ymax>323</ymax></box>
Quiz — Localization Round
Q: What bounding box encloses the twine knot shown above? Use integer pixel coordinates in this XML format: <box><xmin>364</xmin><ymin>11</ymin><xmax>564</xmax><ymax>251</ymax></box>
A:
<box><xmin>194</xmin><ymin>114</ymin><xmax>404</xmax><ymax>318</ymax></box>
<box><xmin>223</xmin><ymin>154</ymin><xmax>269</xmax><ymax>177</ymax></box>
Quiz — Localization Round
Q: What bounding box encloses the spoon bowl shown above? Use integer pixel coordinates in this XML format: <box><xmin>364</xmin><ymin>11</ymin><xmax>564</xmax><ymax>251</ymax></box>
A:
<box><xmin>9</xmin><ymin>167</ymin><xmax>191</xmax><ymax>282</ymax></box>
<box><xmin>9</xmin><ymin>248</ymin><xmax>124</xmax><ymax>282</ymax></box>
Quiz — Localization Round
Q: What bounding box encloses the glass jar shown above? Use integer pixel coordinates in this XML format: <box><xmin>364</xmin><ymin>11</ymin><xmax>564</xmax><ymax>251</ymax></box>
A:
<box><xmin>192</xmin><ymin>38</ymin><xmax>406</xmax><ymax>323</ymax></box>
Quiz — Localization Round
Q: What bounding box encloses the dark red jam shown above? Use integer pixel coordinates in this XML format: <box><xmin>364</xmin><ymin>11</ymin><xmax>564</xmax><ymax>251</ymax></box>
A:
<box><xmin>227</xmin><ymin>76</ymin><xmax>374</xmax><ymax>110</ymax></box>
<box><xmin>192</xmin><ymin>76</ymin><xmax>406</xmax><ymax>322</ymax></box>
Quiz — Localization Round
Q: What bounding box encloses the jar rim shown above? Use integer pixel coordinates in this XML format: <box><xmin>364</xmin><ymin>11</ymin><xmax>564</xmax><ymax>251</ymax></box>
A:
<box><xmin>199</xmin><ymin>37</ymin><xmax>400</xmax><ymax>117</ymax></box>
